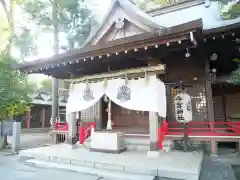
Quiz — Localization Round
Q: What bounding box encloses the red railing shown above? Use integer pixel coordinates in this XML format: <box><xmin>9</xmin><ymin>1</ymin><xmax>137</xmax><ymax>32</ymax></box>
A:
<box><xmin>158</xmin><ymin>121</ymin><xmax>240</xmax><ymax>149</ymax></box>
<box><xmin>55</xmin><ymin>121</ymin><xmax>68</xmax><ymax>131</ymax></box>
<box><xmin>79</xmin><ymin>122</ymin><xmax>96</xmax><ymax>144</ymax></box>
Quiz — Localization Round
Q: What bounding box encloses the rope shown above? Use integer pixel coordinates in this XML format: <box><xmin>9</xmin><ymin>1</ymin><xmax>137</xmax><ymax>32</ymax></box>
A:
<box><xmin>64</xmin><ymin>65</ymin><xmax>165</xmax><ymax>83</ymax></box>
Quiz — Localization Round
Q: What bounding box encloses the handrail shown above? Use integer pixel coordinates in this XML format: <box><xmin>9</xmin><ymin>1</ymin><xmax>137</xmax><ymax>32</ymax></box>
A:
<box><xmin>79</xmin><ymin>122</ymin><xmax>96</xmax><ymax>144</ymax></box>
<box><xmin>158</xmin><ymin>121</ymin><xmax>240</xmax><ymax>149</ymax></box>
<box><xmin>55</xmin><ymin>121</ymin><xmax>68</xmax><ymax>131</ymax></box>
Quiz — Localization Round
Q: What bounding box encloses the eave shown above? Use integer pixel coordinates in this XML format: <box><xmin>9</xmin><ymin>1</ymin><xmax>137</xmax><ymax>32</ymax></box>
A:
<box><xmin>14</xmin><ymin>19</ymin><xmax>203</xmax><ymax>75</ymax></box>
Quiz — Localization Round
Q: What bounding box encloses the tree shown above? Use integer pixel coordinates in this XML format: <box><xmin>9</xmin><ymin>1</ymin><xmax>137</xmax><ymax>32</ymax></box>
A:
<box><xmin>23</xmin><ymin>0</ymin><xmax>98</xmax><ymax>50</ymax></box>
<box><xmin>134</xmin><ymin>0</ymin><xmax>173</xmax><ymax>11</ymax></box>
<box><xmin>0</xmin><ymin>0</ymin><xmax>34</xmax><ymax>147</ymax></box>
<box><xmin>40</xmin><ymin>78</ymin><xmax>52</xmax><ymax>92</ymax></box>
<box><xmin>219</xmin><ymin>0</ymin><xmax>240</xmax><ymax>20</ymax></box>
<box><xmin>0</xmin><ymin>0</ymin><xmax>37</xmax><ymax>59</ymax></box>
<box><xmin>0</xmin><ymin>55</ymin><xmax>32</xmax><ymax>147</ymax></box>
<box><xmin>231</xmin><ymin>58</ymin><xmax>240</xmax><ymax>85</ymax></box>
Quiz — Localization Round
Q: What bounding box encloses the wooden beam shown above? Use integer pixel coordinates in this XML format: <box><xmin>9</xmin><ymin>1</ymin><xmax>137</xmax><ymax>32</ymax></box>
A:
<box><xmin>65</xmin><ymin>64</ymin><xmax>165</xmax><ymax>83</ymax></box>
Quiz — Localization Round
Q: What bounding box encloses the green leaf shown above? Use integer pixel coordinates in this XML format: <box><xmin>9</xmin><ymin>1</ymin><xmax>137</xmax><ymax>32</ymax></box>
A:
<box><xmin>0</xmin><ymin>54</ymin><xmax>32</xmax><ymax>120</ymax></box>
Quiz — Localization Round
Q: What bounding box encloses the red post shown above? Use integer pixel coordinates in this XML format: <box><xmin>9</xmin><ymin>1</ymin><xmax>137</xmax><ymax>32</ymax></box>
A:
<box><xmin>55</xmin><ymin>121</ymin><xmax>58</xmax><ymax>130</ymax></box>
<box><xmin>210</xmin><ymin>122</ymin><xmax>214</xmax><ymax>135</ymax></box>
<box><xmin>158</xmin><ymin>127</ymin><xmax>163</xmax><ymax>150</ymax></box>
<box><xmin>65</xmin><ymin>122</ymin><xmax>68</xmax><ymax>131</ymax></box>
<box><xmin>79</xmin><ymin>126</ymin><xmax>85</xmax><ymax>144</ymax></box>
<box><xmin>26</xmin><ymin>109</ymin><xmax>31</xmax><ymax>129</ymax></box>
<box><xmin>162</xmin><ymin>120</ymin><xmax>168</xmax><ymax>134</ymax></box>
<box><xmin>41</xmin><ymin>108</ymin><xmax>46</xmax><ymax>128</ymax></box>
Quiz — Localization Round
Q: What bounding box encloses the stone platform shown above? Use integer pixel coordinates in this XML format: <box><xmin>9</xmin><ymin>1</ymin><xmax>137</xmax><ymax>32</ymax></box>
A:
<box><xmin>19</xmin><ymin>144</ymin><xmax>203</xmax><ymax>180</ymax></box>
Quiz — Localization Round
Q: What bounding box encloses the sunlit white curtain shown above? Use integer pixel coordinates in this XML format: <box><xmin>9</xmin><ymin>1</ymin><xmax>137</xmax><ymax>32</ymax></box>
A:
<box><xmin>66</xmin><ymin>81</ymin><xmax>105</xmax><ymax>113</ymax></box>
<box><xmin>66</xmin><ymin>74</ymin><xmax>167</xmax><ymax>118</ymax></box>
<box><xmin>105</xmin><ymin>75</ymin><xmax>166</xmax><ymax>117</ymax></box>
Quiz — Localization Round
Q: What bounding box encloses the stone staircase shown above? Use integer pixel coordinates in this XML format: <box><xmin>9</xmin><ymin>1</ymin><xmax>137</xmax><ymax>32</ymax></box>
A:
<box><xmin>24</xmin><ymin>158</ymin><xmax>155</xmax><ymax>180</ymax></box>
<box><xmin>19</xmin><ymin>142</ymin><xmax>203</xmax><ymax>180</ymax></box>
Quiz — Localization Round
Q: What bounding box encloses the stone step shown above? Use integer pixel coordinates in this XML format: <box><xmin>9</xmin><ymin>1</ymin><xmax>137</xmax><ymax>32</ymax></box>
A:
<box><xmin>24</xmin><ymin>159</ymin><xmax>155</xmax><ymax>180</ymax></box>
<box><xmin>124</xmin><ymin>137</ymin><xmax>150</xmax><ymax>146</ymax></box>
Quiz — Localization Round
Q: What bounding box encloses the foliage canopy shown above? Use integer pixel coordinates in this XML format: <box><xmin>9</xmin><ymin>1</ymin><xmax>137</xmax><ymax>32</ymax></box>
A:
<box><xmin>0</xmin><ymin>55</ymin><xmax>32</xmax><ymax>120</ymax></box>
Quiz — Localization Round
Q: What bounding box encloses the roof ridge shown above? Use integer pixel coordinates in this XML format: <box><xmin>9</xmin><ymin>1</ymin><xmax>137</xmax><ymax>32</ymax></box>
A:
<box><xmin>83</xmin><ymin>0</ymin><xmax>165</xmax><ymax>47</ymax></box>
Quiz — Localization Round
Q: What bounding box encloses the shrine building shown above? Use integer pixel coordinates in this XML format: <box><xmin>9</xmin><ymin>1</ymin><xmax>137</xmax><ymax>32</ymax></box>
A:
<box><xmin>15</xmin><ymin>0</ymin><xmax>240</xmax><ymax>155</ymax></box>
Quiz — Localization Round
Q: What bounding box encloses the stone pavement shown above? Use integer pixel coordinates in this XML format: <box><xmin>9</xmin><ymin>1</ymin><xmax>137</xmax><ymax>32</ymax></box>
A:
<box><xmin>19</xmin><ymin>143</ymin><xmax>203</xmax><ymax>180</ymax></box>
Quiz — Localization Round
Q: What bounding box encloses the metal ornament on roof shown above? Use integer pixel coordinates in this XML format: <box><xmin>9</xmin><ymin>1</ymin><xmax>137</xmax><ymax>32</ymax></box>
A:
<box><xmin>82</xmin><ymin>83</ymin><xmax>94</xmax><ymax>101</ymax></box>
<box><xmin>117</xmin><ymin>85</ymin><xmax>131</xmax><ymax>102</ymax></box>
<box><xmin>115</xmin><ymin>18</ymin><xmax>125</xmax><ymax>29</ymax></box>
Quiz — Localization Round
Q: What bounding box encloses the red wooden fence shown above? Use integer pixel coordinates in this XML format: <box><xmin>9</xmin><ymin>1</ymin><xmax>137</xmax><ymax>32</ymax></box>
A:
<box><xmin>158</xmin><ymin>120</ymin><xmax>240</xmax><ymax>149</ymax></box>
<box><xmin>55</xmin><ymin>121</ymin><xmax>96</xmax><ymax>144</ymax></box>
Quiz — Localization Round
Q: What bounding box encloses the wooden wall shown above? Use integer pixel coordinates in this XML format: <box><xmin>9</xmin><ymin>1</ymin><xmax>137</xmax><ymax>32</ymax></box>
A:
<box><xmin>225</xmin><ymin>92</ymin><xmax>240</xmax><ymax>121</ymax></box>
<box><xmin>164</xmin><ymin>55</ymin><xmax>207</xmax><ymax>123</ymax></box>
<box><xmin>112</xmin><ymin>102</ymin><xmax>149</xmax><ymax>129</ymax></box>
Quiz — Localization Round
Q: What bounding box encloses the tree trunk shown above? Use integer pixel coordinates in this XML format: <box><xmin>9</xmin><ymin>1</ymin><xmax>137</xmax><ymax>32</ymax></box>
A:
<box><xmin>0</xmin><ymin>0</ymin><xmax>14</xmax><ymax>55</ymax></box>
<box><xmin>50</xmin><ymin>0</ymin><xmax>60</xmax><ymax>129</ymax></box>
<box><xmin>0</xmin><ymin>122</ymin><xmax>4</xmax><ymax>148</ymax></box>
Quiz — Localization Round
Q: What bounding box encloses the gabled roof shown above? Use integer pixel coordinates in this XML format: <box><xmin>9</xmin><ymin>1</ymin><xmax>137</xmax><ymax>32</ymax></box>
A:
<box><xmin>84</xmin><ymin>0</ymin><xmax>166</xmax><ymax>46</ymax></box>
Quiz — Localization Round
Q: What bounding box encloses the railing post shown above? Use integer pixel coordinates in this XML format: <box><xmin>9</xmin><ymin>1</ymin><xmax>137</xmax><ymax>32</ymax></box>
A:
<box><xmin>158</xmin><ymin>127</ymin><xmax>163</xmax><ymax>150</ymax></box>
<box><xmin>79</xmin><ymin>122</ymin><xmax>84</xmax><ymax>144</ymax></box>
<box><xmin>210</xmin><ymin>122</ymin><xmax>214</xmax><ymax>135</ymax></box>
<box><xmin>55</xmin><ymin>121</ymin><xmax>58</xmax><ymax>130</ymax></box>
<box><xmin>162</xmin><ymin>120</ymin><xmax>168</xmax><ymax>134</ymax></box>
<box><xmin>66</xmin><ymin>122</ymin><xmax>69</xmax><ymax>131</ymax></box>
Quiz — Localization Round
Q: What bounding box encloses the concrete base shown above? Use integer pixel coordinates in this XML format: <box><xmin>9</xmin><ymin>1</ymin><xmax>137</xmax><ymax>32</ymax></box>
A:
<box><xmin>19</xmin><ymin>143</ymin><xmax>203</xmax><ymax>180</ymax></box>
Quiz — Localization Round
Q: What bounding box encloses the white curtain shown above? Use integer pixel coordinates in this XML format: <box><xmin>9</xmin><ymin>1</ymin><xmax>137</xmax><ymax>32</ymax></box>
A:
<box><xmin>66</xmin><ymin>74</ymin><xmax>166</xmax><ymax>118</ymax></box>
<box><xmin>105</xmin><ymin>75</ymin><xmax>166</xmax><ymax>117</ymax></box>
<box><xmin>66</xmin><ymin>81</ymin><xmax>105</xmax><ymax>113</ymax></box>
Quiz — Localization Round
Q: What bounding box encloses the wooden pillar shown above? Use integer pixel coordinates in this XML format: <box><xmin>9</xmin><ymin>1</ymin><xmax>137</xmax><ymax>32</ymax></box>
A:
<box><xmin>41</xmin><ymin>108</ymin><xmax>46</xmax><ymax>128</ymax></box>
<box><xmin>51</xmin><ymin>78</ymin><xmax>59</xmax><ymax>128</ymax></box>
<box><xmin>205</xmin><ymin>61</ymin><xmax>216</xmax><ymax>155</ymax></box>
<box><xmin>205</xmin><ymin>62</ymin><xmax>215</xmax><ymax>123</ymax></box>
<box><xmin>26</xmin><ymin>108</ymin><xmax>31</xmax><ymax>129</ymax></box>
<box><xmin>67</xmin><ymin>112</ymin><xmax>77</xmax><ymax>146</ymax></box>
<box><xmin>237</xmin><ymin>141</ymin><xmax>240</xmax><ymax>154</ymax></box>
<box><xmin>149</xmin><ymin>112</ymin><xmax>159</xmax><ymax>151</ymax></box>
<box><xmin>165</xmin><ymin>85</ymin><xmax>173</xmax><ymax>121</ymax></box>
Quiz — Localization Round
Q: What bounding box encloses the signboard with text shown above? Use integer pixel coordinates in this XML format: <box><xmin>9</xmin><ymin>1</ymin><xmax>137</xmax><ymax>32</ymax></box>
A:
<box><xmin>174</xmin><ymin>93</ymin><xmax>193</xmax><ymax>123</ymax></box>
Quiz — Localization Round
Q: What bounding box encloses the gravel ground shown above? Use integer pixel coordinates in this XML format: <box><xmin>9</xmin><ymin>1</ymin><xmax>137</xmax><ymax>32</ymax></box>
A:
<box><xmin>156</xmin><ymin>156</ymin><xmax>238</xmax><ymax>180</ymax></box>
<box><xmin>199</xmin><ymin>156</ymin><xmax>237</xmax><ymax>180</ymax></box>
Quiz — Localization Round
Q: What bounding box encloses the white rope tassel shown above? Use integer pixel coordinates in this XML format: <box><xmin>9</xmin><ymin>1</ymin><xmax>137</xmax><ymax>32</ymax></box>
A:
<box><xmin>124</xmin><ymin>74</ymin><xmax>128</xmax><ymax>85</ymax></box>
<box><xmin>104</xmin><ymin>77</ymin><xmax>108</xmax><ymax>89</ymax></box>
<box><xmin>69</xmin><ymin>82</ymin><xmax>74</xmax><ymax>92</ymax></box>
<box><xmin>145</xmin><ymin>71</ymin><xmax>149</xmax><ymax>84</ymax></box>
<box><xmin>86</xmin><ymin>79</ymin><xmax>89</xmax><ymax>88</ymax></box>
<box><xmin>107</xmin><ymin>99</ymin><xmax>112</xmax><ymax>130</ymax></box>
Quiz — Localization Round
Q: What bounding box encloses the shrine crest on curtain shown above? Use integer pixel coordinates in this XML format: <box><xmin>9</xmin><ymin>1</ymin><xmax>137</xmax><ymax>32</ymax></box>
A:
<box><xmin>82</xmin><ymin>86</ymin><xmax>94</xmax><ymax>101</ymax></box>
<box><xmin>116</xmin><ymin>85</ymin><xmax>131</xmax><ymax>102</ymax></box>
